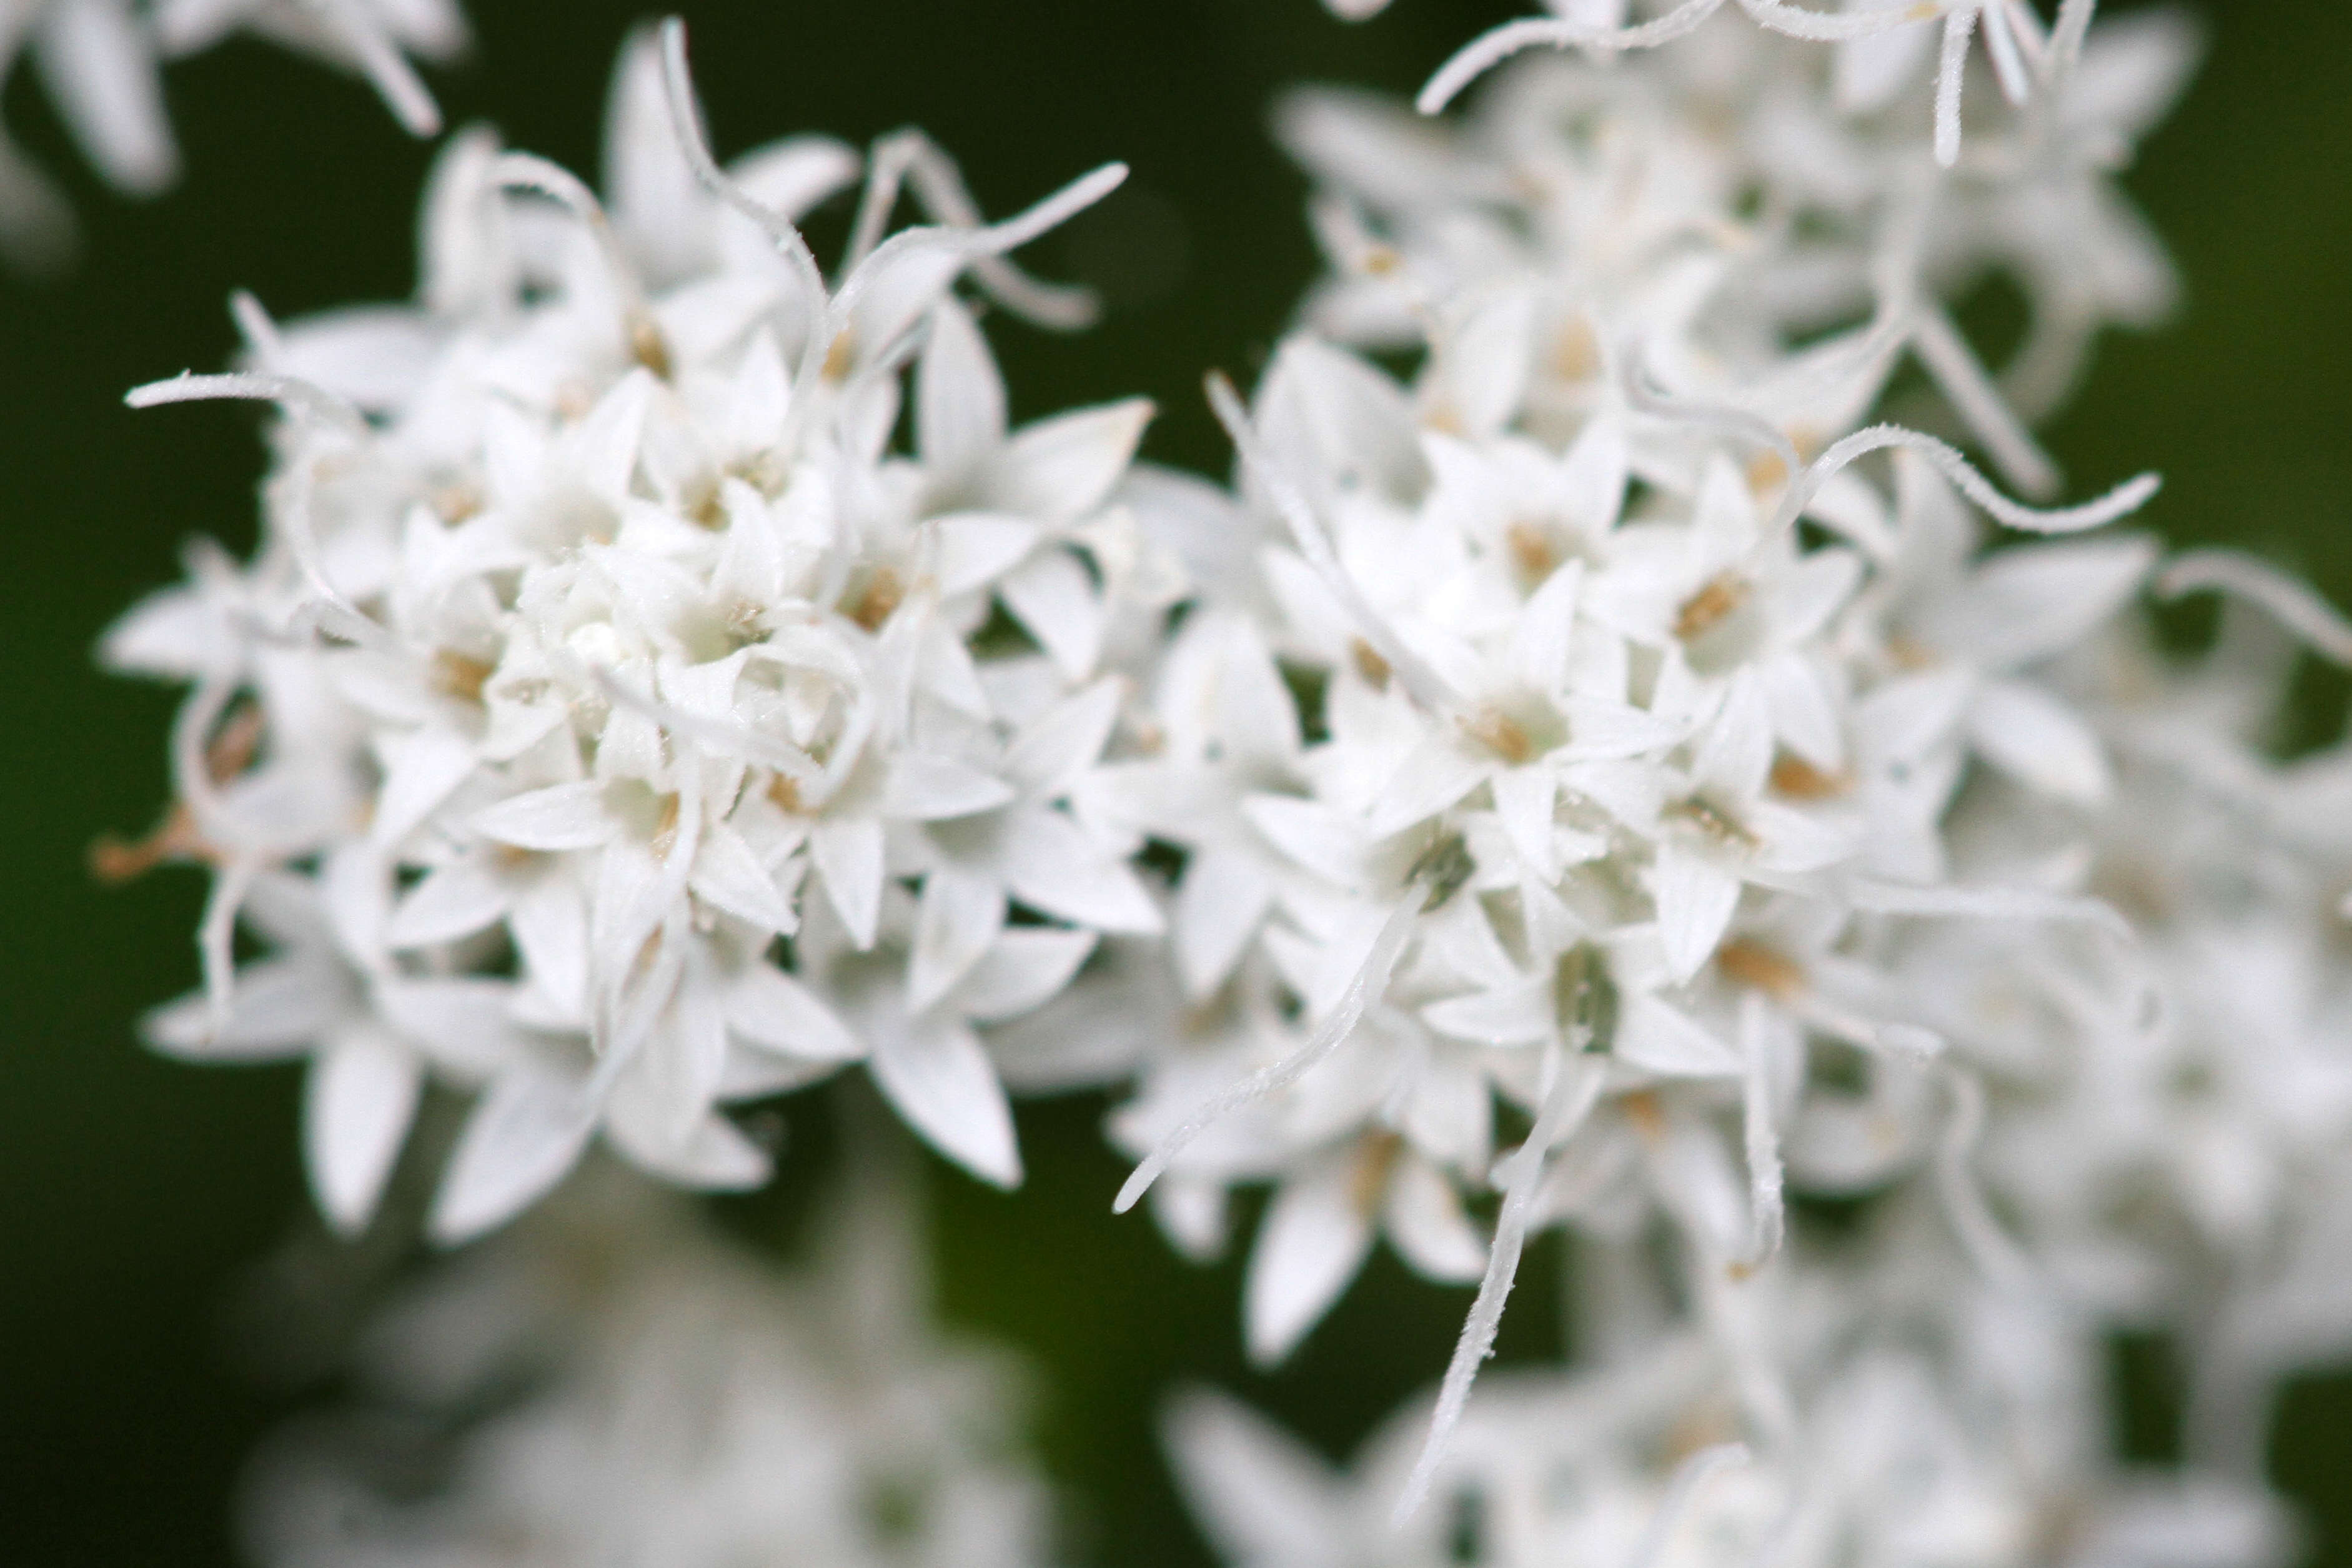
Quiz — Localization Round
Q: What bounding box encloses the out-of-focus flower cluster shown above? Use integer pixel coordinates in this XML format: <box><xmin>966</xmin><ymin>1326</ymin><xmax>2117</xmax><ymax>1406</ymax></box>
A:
<box><xmin>243</xmin><ymin>1161</ymin><xmax>1052</xmax><ymax>1568</ymax></box>
<box><xmin>1</xmin><ymin>0</ymin><xmax>464</xmax><ymax>266</ymax></box>
<box><xmin>99</xmin><ymin>1</ymin><xmax>2352</xmax><ymax>1561</ymax></box>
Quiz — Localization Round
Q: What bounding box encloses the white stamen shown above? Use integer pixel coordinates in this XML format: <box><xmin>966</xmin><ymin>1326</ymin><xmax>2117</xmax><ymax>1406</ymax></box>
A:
<box><xmin>1419</xmin><ymin>0</ymin><xmax>1730</xmax><ymax>114</ymax></box>
<box><xmin>1115</xmin><ymin>884</ymin><xmax>1427</xmax><ymax>1216</ymax></box>
<box><xmin>1737</xmin><ymin>991</ymin><xmax>1785</xmax><ymax>1270</ymax></box>
<box><xmin>1934</xmin><ymin>1066</ymin><xmax>2040</xmax><ymax>1294</ymax></box>
<box><xmin>1933</xmin><ymin>7</ymin><xmax>1978</xmax><ymax>167</ymax></box>
<box><xmin>2158</xmin><ymin>548</ymin><xmax>2352</xmax><ymax>667</ymax></box>
<box><xmin>1843</xmin><ymin>876</ymin><xmax>2130</xmax><ymax>936</ymax></box>
<box><xmin>1912</xmin><ymin>306</ymin><xmax>2060</xmax><ymax>500</ymax></box>
<box><xmin>1774</xmin><ymin>423</ymin><xmax>2156</xmax><ymax>541</ymax></box>
<box><xmin>305</xmin><ymin>0</ymin><xmax>442</xmax><ymax>136</ymax></box>
<box><xmin>1394</xmin><ymin>1051</ymin><xmax>1605</xmax><ymax>1522</ymax></box>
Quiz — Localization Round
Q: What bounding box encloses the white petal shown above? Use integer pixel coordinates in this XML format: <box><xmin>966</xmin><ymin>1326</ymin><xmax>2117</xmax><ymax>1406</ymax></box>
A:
<box><xmin>725</xmin><ymin>963</ymin><xmax>865</xmax><ymax>1062</ymax></box>
<box><xmin>1151</xmin><ymin>1177</ymin><xmax>1230</xmax><ymax>1264</ymax></box>
<box><xmin>1163</xmin><ymin>1391</ymin><xmax>1350</xmax><ymax>1568</ymax></box>
<box><xmin>931</xmin><ymin>512</ymin><xmax>1041</xmax><ymax>597</ymax></box>
<box><xmin>1242</xmin><ymin>794</ymin><xmax>1372</xmax><ymax>888</ymax></box>
<box><xmin>1967</xmin><ymin>678</ymin><xmax>2111</xmax><ymax>803</ymax></box>
<box><xmin>1000</xmin><ymin>548</ymin><xmax>1106</xmax><ymax>681</ymax></box>
<box><xmin>1935</xmin><ymin>534</ymin><xmax>2158</xmax><ymax>670</ymax></box>
<box><xmin>1615</xmin><ymin>995</ymin><xmax>1741</xmax><ymax>1078</ymax></box>
<box><xmin>880</xmin><ymin>754</ymin><xmax>1018</xmax><ymax>820</ymax></box>
<box><xmin>992</xmin><ymin>397</ymin><xmax>1154</xmax><ymax>523</ymax></box>
<box><xmin>690</xmin><ymin>822</ymin><xmax>797</xmax><ymax>932</ymax></box>
<box><xmin>142</xmin><ymin>957</ymin><xmax>349</xmax><ymax>1061</ymax></box>
<box><xmin>371</xmin><ymin>726</ymin><xmax>477</xmax><ymax>848</ymax></box>
<box><xmin>1692</xmin><ymin>672</ymin><xmax>1774</xmax><ymax>801</ymax></box>
<box><xmin>1385</xmin><ymin>1157</ymin><xmax>1486</xmax><ymax>1281</ymax></box>
<box><xmin>1760</xmin><ymin>652</ymin><xmax>1844</xmax><ymax>770</ymax></box>
<box><xmin>605</xmin><ymin>1079</ymin><xmax>772</xmax><ymax>1189</ymax></box>
<box><xmin>1750</xmin><ymin>803</ymin><xmax>1856</xmax><ymax>873</ymax></box>
<box><xmin>909</xmin><ymin>867</ymin><xmax>1008</xmax><ymax>1013</ymax></box>
<box><xmin>303</xmin><ymin>1028</ymin><xmax>422</xmax><ymax>1236</ymax></box>
<box><xmin>603</xmin><ymin>24</ymin><xmax>710</xmax><ymax>282</ymax></box>
<box><xmin>1560</xmin><ymin>697</ymin><xmax>1681</xmax><ymax>760</ymax></box>
<box><xmin>811</xmin><ymin>816</ymin><xmax>885</xmax><ymax>948</ymax></box>
<box><xmin>1559</xmin><ymin>412</ymin><xmax>1628</xmax><ymax>533</ymax></box>
<box><xmin>1422</xmin><ymin>972</ymin><xmax>1557</xmax><ymax>1047</ymax></box>
<box><xmin>35</xmin><ymin>0</ymin><xmax>176</xmax><ymax>194</ymax></box>
<box><xmin>1654</xmin><ymin>845</ymin><xmax>1742</xmax><ymax>983</ymax></box>
<box><xmin>510</xmin><ymin>871</ymin><xmax>590</xmax><ymax>1020</ymax></box>
<box><xmin>870</xmin><ymin>1016</ymin><xmax>1022</xmax><ymax>1188</ymax></box>
<box><xmin>1491</xmin><ymin>766</ymin><xmax>1558</xmax><ymax>881</ymax></box>
<box><xmin>633</xmin><ymin>959</ymin><xmax>733</xmax><ymax>1142</ymax></box>
<box><xmin>427</xmin><ymin>1069</ymin><xmax>597</xmax><ymax>1244</ymax></box>
<box><xmin>472</xmin><ymin>781</ymin><xmax>612</xmax><ymax>851</ymax></box>
<box><xmin>1511</xmin><ymin>559</ymin><xmax>1583</xmax><ymax>697</ymax></box>
<box><xmin>387</xmin><ymin>859</ymin><xmax>514</xmax><ymax>947</ymax></box>
<box><xmin>1836</xmin><ymin>14</ymin><xmax>1936</xmax><ymax>110</ymax></box>
<box><xmin>952</xmin><ymin>929</ymin><xmax>1097</xmax><ymax>1023</ymax></box>
<box><xmin>1437</xmin><ymin>289</ymin><xmax>1535</xmax><ymax>439</ymax></box>
<box><xmin>1244</xmin><ymin>1159</ymin><xmax>1374</xmax><ymax>1366</ymax></box>
<box><xmin>375</xmin><ymin>977</ymin><xmax>528</xmax><ymax>1079</ymax></box>
<box><xmin>100</xmin><ymin>580</ymin><xmax>232</xmax><ymax>678</ymax></box>
<box><xmin>1000</xmin><ymin>809</ymin><xmax>1164</xmax><ymax>933</ymax></box>
<box><xmin>918</xmin><ymin>297</ymin><xmax>1008</xmax><ymax>480</ymax></box>
<box><xmin>1004</xmin><ymin>677</ymin><xmax>1121</xmax><ymax>798</ymax></box>
<box><xmin>1365</xmin><ymin>733</ymin><xmax>1488</xmax><ymax>838</ymax></box>
<box><xmin>1174</xmin><ymin>846</ymin><xmax>1274</xmax><ymax>999</ymax></box>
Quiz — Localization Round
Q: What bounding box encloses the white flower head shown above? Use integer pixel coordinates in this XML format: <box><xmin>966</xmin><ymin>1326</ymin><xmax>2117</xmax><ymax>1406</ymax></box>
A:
<box><xmin>107</xmin><ymin>17</ymin><xmax>1171</xmax><ymax>1241</ymax></box>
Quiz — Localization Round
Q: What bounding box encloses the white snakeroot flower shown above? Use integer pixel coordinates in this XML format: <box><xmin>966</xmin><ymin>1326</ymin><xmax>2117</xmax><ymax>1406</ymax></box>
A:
<box><xmin>244</xmin><ymin>1165</ymin><xmax>1054</xmax><ymax>1568</ymax></box>
<box><xmin>1093</xmin><ymin>0</ymin><xmax>2186</xmax><ymax>1498</ymax></box>
<box><xmin>0</xmin><ymin>0</ymin><xmax>462</xmax><ymax>265</ymax></box>
<box><xmin>1104</xmin><ymin>299</ymin><xmax>2150</xmax><ymax>1434</ymax></box>
<box><xmin>106</xmin><ymin>18</ymin><xmax>1171</xmax><ymax>1241</ymax></box>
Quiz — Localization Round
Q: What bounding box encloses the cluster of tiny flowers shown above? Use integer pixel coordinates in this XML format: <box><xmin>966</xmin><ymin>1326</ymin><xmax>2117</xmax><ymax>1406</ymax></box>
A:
<box><xmin>97</xmin><ymin>0</ymin><xmax>2352</xmax><ymax>1559</ymax></box>
<box><xmin>1089</xmin><ymin>0</ymin><xmax>2352</xmax><ymax>1547</ymax></box>
<box><xmin>106</xmin><ymin>22</ymin><xmax>1176</xmax><ymax>1244</ymax></box>
<box><xmin>0</xmin><ymin>0</ymin><xmax>462</xmax><ymax>265</ymax></box>
<box><xmin>241</xmin><ymin>1161</ymin><xmax>1053</xmax><ymax>1568</ymax></box>
<box><xmin>1170</xmin><ymin>1222</ymin><xmax>2290</xmax><ymax>1568</ymax></box>
<box><xmin>1089</xmin><ymin>0</ymin><xmax>2173</xmax><ymax>1466</ymax></box>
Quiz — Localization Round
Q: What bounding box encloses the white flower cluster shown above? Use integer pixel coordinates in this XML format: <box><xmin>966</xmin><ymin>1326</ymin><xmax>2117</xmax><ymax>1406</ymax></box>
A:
<box><xmin>107</xmin><ymin>22</ymin><xmax>1174</xmax><ymax>1244</ymax></box>
<box><xmin>1099</xmin><ymin>0</ymin><xmax>2352</xmax><ymax>1548</ymax></box>
<box><xmin>242</xmin><ymin>1161</ymin><xmax>1051</xmax><ymax>1568</ymax></box>
<box><xmin>1094</xmin><ymin>0</ymin><xmax>2177</xmax><ymax>1426</ymax></box>
<box><xmin>1170</xmin><ymin>1226</ymin><xmax>2290</xmax><ymax>1568</ymax></box>
<box><xmin>99</xmin><ymin>0</ymin><xmax>2352</xmax><ymax>1557</ymax></box>
<box><xmin>0</xmin><ymin>0</ymin><xmax>462</xmax><ymax>265</ymax></box>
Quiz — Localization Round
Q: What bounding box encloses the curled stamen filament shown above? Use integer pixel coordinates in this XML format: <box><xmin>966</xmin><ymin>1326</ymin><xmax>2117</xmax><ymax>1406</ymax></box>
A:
<box><xmin>1770</xmin><ymin>423</ymin><xmax>2156</xmax><ymax>546</ymax></box>
<box><xmin>127</xmin><ymin>372</ymin><xmax>394</xmax><ymax>652</ymax></box>
<box><xmin>2158</xmin><ymin>548</ymin><xmax>2352</xmax><ymax>667</ymax></box>
<box><xmin>1935</xmin><ymin>1066</ymin><xmax>2041</xmax><ymax>1296</ymax></box>
<box><xmin>1395</xmin><ymin>1050</ymin><xmax>1606</xmax><ymax>1523</ymax></box>
<box><xmin>1114</xmin><ymin>883</ymin><xmax>1428</xmax><ymax>1216</ymax></box>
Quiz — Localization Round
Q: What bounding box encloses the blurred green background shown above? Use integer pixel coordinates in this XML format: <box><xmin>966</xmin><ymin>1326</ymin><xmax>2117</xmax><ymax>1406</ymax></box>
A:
<box><xmin>3</xmin><ymin>0</ymin><xmax>2349</xmax><ymax>1561</ymax></box>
